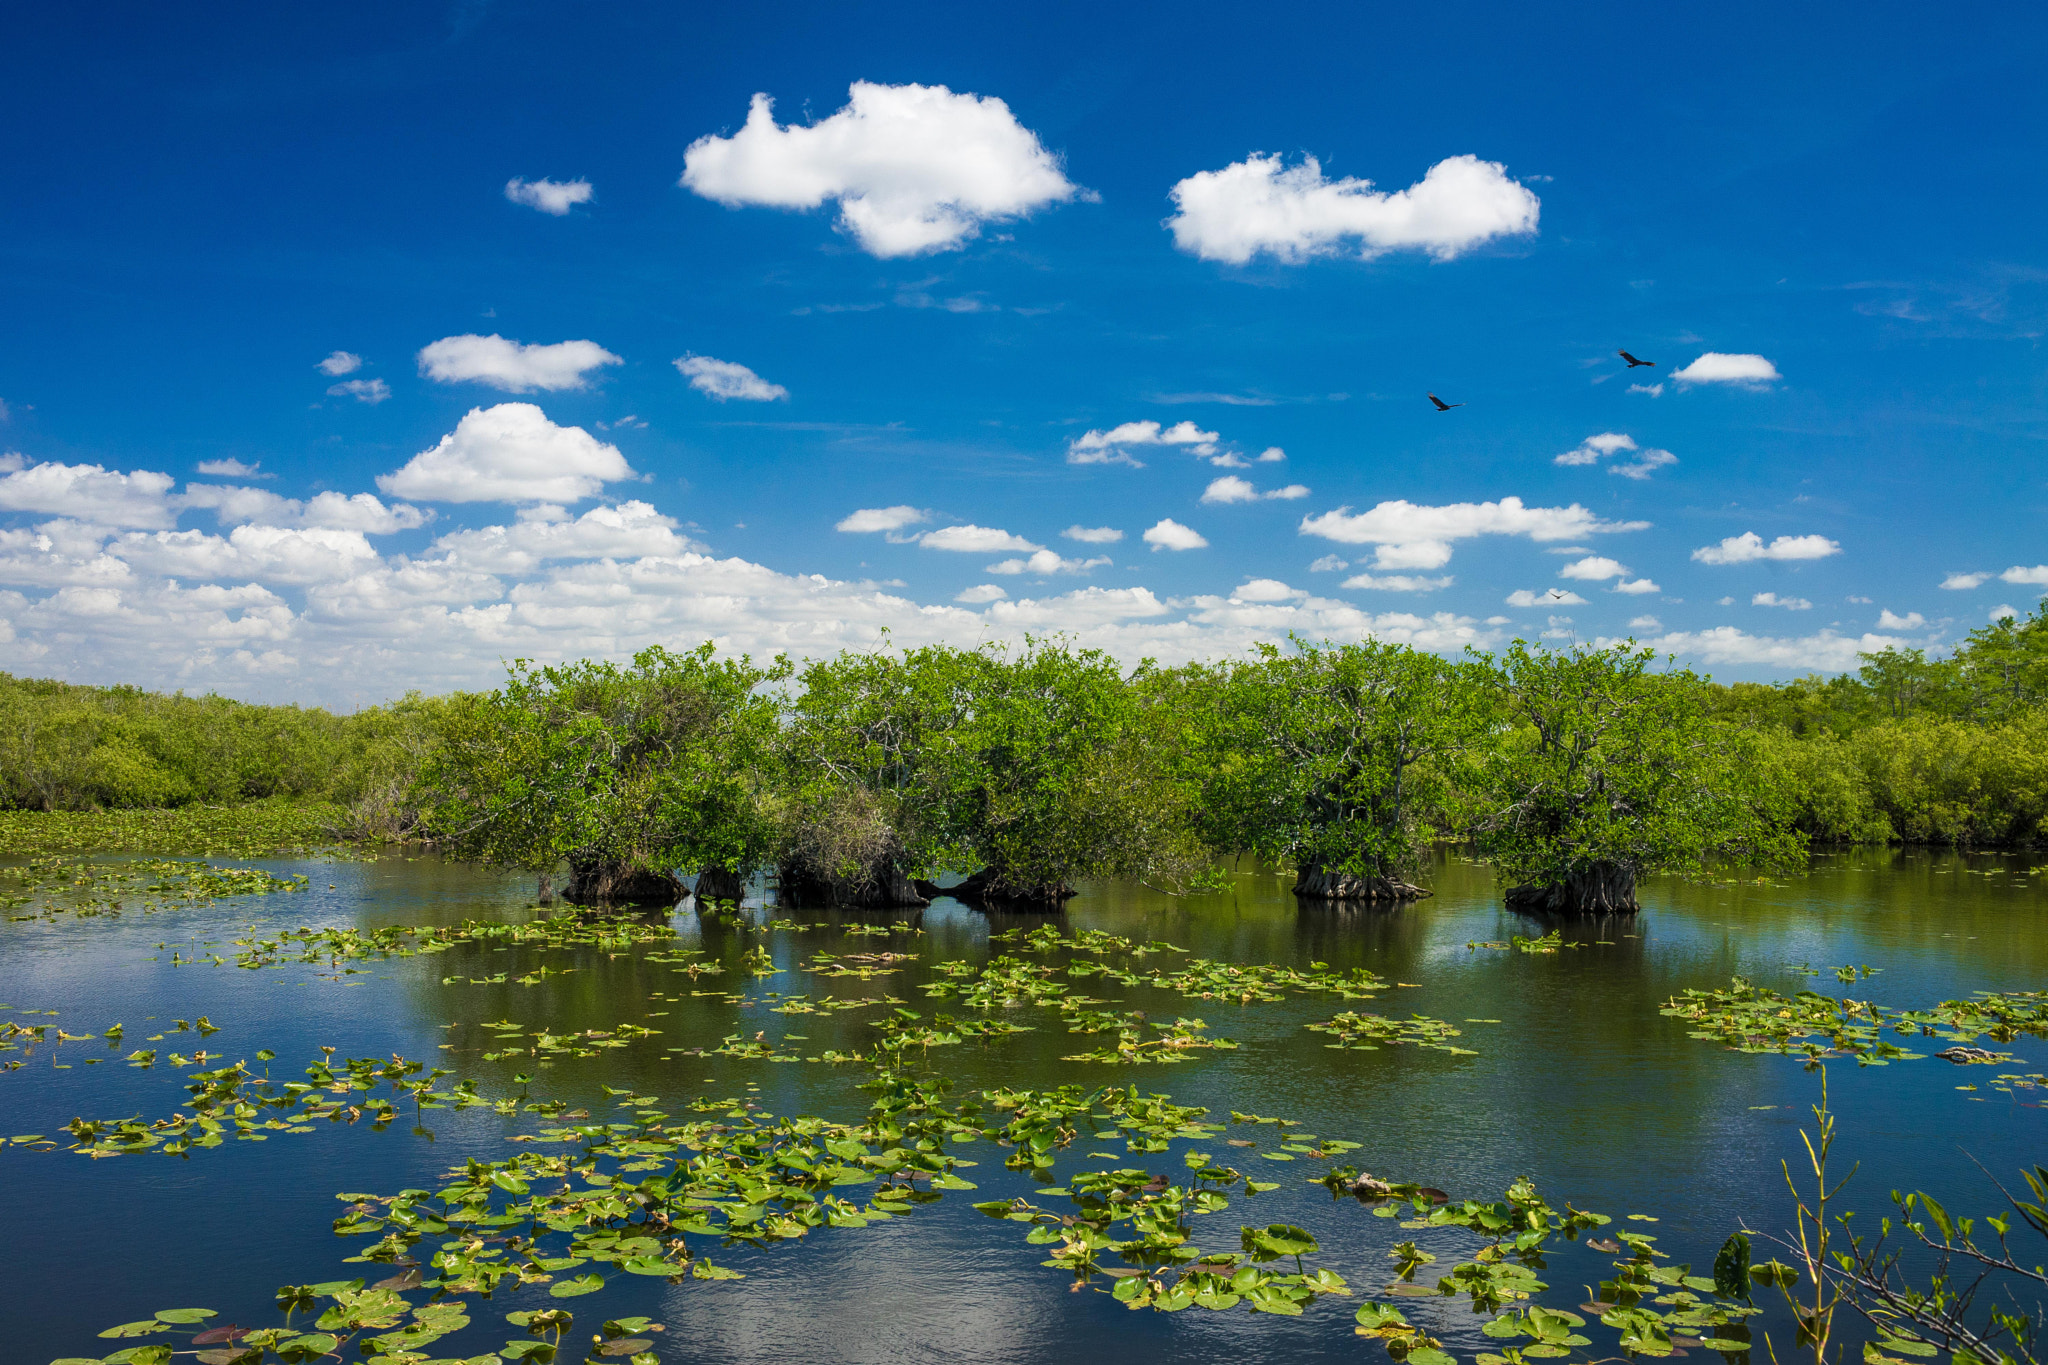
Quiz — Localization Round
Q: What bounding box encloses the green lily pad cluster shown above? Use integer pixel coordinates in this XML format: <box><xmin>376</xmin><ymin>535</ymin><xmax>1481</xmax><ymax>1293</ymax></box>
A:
<box><xmin>1663</xmin><ymin>978</ymin><xmax>2048</xmax><ymax>1066</ymax></box>
<box><xmin>2</xmin><ymin>854</ymin><xmax>307</xmax><ymax>922</ymax></box>
<box><xmin>1307</xmin><ymin>1010</ymin><xmax>1476</xmax><ymax>1055</ymax></box>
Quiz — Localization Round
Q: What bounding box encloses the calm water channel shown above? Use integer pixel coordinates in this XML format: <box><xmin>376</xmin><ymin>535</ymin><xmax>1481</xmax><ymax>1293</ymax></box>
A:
<box><xmin>3</xmin><ymin>846</ymin><xmax>2042</xmax><ymax>1364</ymax></box>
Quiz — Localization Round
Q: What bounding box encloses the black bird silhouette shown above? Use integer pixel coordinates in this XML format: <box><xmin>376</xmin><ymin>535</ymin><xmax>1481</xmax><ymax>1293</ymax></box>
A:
<box><xmin>1427</xmin><ymin>393</ymin><xmax>1462</xmax><ymax>411</ymax></box>
<box><xmin>1618</xmin><ymin>350</ymin><xmax>1656</xmax><ymax>368</ymax></box>
<box><xmin>1548</xmin><ymin>590</ymin><xmax>1568</xmax><ymax>600</ymax></box>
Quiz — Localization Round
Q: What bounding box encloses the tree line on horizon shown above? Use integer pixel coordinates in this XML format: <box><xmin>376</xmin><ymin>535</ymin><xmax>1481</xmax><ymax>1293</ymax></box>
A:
<box><xmin>1</xmin><ymin>603</ymin><xmax>2044</xmax><ymax>910</ymax></box>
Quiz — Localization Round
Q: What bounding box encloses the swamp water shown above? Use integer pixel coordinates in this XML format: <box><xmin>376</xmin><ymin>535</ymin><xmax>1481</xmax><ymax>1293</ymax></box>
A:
<box><xmin>1</xmin><ymin>845</ymin><xmax>2042</xmax><ymax>1365</ymax></box>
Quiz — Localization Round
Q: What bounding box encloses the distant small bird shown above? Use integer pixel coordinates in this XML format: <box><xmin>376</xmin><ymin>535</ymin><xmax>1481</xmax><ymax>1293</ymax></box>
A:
<box><xmin>1427</xmin><ymin>393</ymin><xmax>1462</xmax><ymax>411</ymax></box>
<box><xmin>1618</xmin><ymin>350</ymin><xmax>1656</xmax><ymax>368</ymax></box>
<box><xmin>1548</xmin><ymin>590</ymin><xmax>1568</xmax><ymax>600</ymax></box>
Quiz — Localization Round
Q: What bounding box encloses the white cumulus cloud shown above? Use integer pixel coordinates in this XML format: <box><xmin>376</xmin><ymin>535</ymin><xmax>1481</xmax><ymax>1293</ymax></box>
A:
<box><xmin>1941</xmin><ymin>572</ymin><xmax>1989</xmax><ymax>590</ymax></box>
<box><xmin>1671</xmin><ymin>353</ymin><xmax>1781</xmax><ymax>387</ymax></box>
<box><xmin>505</xmin><ymin>177</ymin><xmax>594</xmax><ymax>215</ymax></box>
<box><xmin>836</xmin><ymin>505</ymin><xmax>928</xmax><ymax>534</ymax></box>
<box><xmin>680</xmin><ymin>82</ymin><xmax>1082</xmax><ymax>258</ymax></box>
<box><xmin>1165</xmin><ymin>153</ymin><xmax>1539</xmax><ymax>265</ymax></box>
<box><xmin>1692</xmin><ymin>532</ymin><xmax>1841</xmax><ymax>564</ymax></box>
<box><xmin>1301</xmin><ymin>496</ymin><xmax>1647</xmax><ymax>570</ymax></box>
<box><xmin>985</xmin><ymin>550</ymin><xmax>1110</xmax><ymax>576</ymax></box>
<box><xmin>1877</xmin><ymin>609</ymin><xmax>1925</xmax><ymax>629</ymax></box>
<box><xmin>179</xmin><ymin>486</ymin><xmax>430</xmax><ymax>534</ymax></box>
<box><xmin>675</xmin><ymin>354</ymin><xmax>789</xmax><ymax>402</ymax></box>
<box><xmin>327</xmin><ymin>378</ymin><xmax>391</xmax><ymax>404</ymax></box>
<box><xmin>195</xmin><ymin>458</ymin><xmax>265</xmax><ymax>478</ymax></box>
<box><xmin>1553</xmin><ymin>432</ymin><xmax>1675</xmax><ymax>479</ymax></box>
<box><xmin>955</xmin><ymin>584</ymin><xmax>1007</xmax><ymax>603</ymax></box>
<box><xmin>1558</xmin><ymin>555</ymin><xmax>1628</xmax><ymax>581</ymax></box>
<box><xmin>377</xmin><ymin>404</ymin><xmax>633</xmax><ymax>504</ymax></box>
<box><xmin>430</xmin><ymin>502</ymin><xmax>694</xmax><ymax>574</ymax></box>
<box><xmin>918</xmin><ymin>524</ymin><xmax>1040</xmax><ymax>553</ymax></box>
<box><xmin>0</xmin><ymin>461</ymin><xmax>177</xmax><ymax>528</ymax></box>
<box><xmin>1144</xmin><ymin>519</ymin><xmax>1208</xmax><ymax>552</ymax></box>
<box><xmin>112</xmin><ymin>524</ymin><xmax>381</xmax><ymax>585</ymax></box>
<box><xmin>1200</xmin><ymin>476</ymin><xmax>1310</xmax><ymax>505</ymax></box>
<box><xmin>1066</xmin><ymin>420</ymin><xmax>1219</xmax><ymax>468</ymax></box>
<box><xmin>1341</xmin><ymin>573</ymin><xmax>1452</xmax><ymax>591</ymax></box>
<box><xmin>1753</xmin><ymin>592</ymin><xmax>1812</xmax><ymax>610</ymax></box>
<box><xmin>1062</xmin><ymin>525</ymin><xmax>1122</xmax><ymax>544</ymax></box>
<box><xmin>2001</xmin><ymin>565</ymin><xmax>2048</xmax><ymax>585</ymax></box>
<box><xmin>317</xmin><ymin>351</ymin><xmax>362</xmax><ymax>377</ymax></box>
<box><xmin>1621</xmin><ymin>626</ymin><xmax>1901</xmax><ymax>671</ymax></box>
<box><xmin>1613</xmin><ymin>578</ymin><xmax>1660</xmax><ymax>595</ymax></box>
<box><xmin>1506</xmin><ymin>588</ymin><xmax>1587</xmax><ymax>606</ymax></box>
<box><xmin>417</xmin><ymin>335</ymin><xmax>622</xmax><ymax>393</ymax></box>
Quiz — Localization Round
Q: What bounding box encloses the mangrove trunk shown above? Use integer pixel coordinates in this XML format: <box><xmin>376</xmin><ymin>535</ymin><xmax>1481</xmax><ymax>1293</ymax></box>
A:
<box><xmin>693</xmin><ymin>865</ymin><xmax>747</xmax><ymax>903</ymax></box>
<box><xmin>560</xmin><ymin>854</ymin><xmax>684</xmax><ymax>907</ymax></box>
<box><xmin>1291</xmin><ymin>863</ymin><xmax>1431</xmax><ymax>902</ymax></box>
<box><xmin>916</xmin><ymin>866</ymin><xmax>1076</xmax><ymax>912</ymax></box>
<box><xmin>776</xmin><ymin>855</ymin><xmax>929</xmax><ymax>910</ymax></box>
<box><xmin>1504</xmin><ymin>862</ymin><xmax>1638</xmax><ymax>915</ymax></box>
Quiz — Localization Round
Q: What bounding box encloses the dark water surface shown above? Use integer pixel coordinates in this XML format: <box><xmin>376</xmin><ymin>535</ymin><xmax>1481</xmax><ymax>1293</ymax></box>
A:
<box><xmin>3</xmin><ymin>847</ymin><xmax>2043</xmax><ymax>1364</ymax></box>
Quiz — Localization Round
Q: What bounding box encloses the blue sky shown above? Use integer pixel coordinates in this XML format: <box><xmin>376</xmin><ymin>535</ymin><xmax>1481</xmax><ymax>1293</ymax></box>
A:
<box><xmin>1</xmin><ymin>2</ymin><xmax>2044</xmax><ymax>704</ymax></box>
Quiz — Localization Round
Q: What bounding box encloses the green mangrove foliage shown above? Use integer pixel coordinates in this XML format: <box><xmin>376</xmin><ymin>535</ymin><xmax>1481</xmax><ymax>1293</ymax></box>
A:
<box><xmin>0</xmin><ymin>670</ymin><xmax>436</xmax><ymax>817</ymax></box>
<box><xmin>413</xmin><ymin>645</ymin><xmax>788</xmax><ymax>903</ymax></box>
<box><xmin>1475</xmin><ymin>642</ymin><xmax>1803</xmax><ymax>913</ymax></box>
<box><xmin>1190</xmin><ymin>640</ymin><xmax>1494</xmax><ymax>900</ymax></box>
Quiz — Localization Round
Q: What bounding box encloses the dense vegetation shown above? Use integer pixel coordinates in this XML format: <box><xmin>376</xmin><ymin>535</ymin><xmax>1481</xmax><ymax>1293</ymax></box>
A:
<box><xmin>4</xmin><ymin>602</ymin><xmax>2044</xmax><ymax>905</ymax></box>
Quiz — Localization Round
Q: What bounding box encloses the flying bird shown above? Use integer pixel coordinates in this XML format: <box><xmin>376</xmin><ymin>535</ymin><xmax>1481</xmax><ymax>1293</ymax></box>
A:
<box><xmin>1548</xmin><ymin>590</ymin><xmax>1568</xmax><ymax>600</ymax></box>
<box><xmin>1618</xmin><ymin>351</ymin><xmax>1656</xmax><ymax>368</ymax></box>
<box><xmin>1427</xmin><ymin>393</ymin><xmax>1462</xmax><ymax>411</ymax></box>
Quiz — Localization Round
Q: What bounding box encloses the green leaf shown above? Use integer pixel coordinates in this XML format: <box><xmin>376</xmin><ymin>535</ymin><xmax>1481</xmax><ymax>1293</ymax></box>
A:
<box><xmin>152</xmin><ymin>1309</ymin><xmax>217</xmax><ymax>1324</ymax></box>
<box><xmin>549</xmin><ymin>1273</ymin><xmax>605</xmax><ymax>1298</ymax></box>
<box><xmin>99</xmin><ymin>1322</ymin><xmax>166</xmax><ymax>1339</ymax></box>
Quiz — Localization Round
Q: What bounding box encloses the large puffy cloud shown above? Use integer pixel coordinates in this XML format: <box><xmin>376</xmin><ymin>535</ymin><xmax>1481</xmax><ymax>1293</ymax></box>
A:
<box><xmin>0</xmin><ymin>461</ymin><xmax>176</xmax><ymax>528</ymax></box>
<box><xmin>680</xmin><ymin>82</ymin><xmax>1082</xmax><ymax>258</ymax></box>
<box><xmin>111</xmin><ymin>524</ymin><xmax>382</xmax><ymax>585</ymax></box>
<box><xmin>416</xmin><ymin>335</ymin><xmax>622</xmax><ymax>393</ymax></box>
<box><xmin>1300</xmin><ymin>496</ymin><xmax>1647</xmax><ymax>570</ymax></box>
<box><xmin>1165</xmin><ymin>153</ymin><xmax>1539</xmax><ymax>265</ymax></box>
<box><xmin>2002</xmin><ymin>565</ymin><xmax>2048</xmax><ymax>586</ymax></box>
<box><xmin>1066</xmin><ymin>420</ymin><xmax>1218</xmax><ymax>467</ymax></box>
<box><xmin>1691</xmin><ymin>532</ymin><xmax>1840</xmax><ymax>564</ymax></box>
<box><xmin>428</xmin><ymin>502</ymin><xmax>697</xmax><ymax>574</ymax></box>
<box><xmin>675</xmin><ymin>355</ymin><xmax>788</xmax><ymax>402</ymax></box>
<box><xmin>378</xmin><ymin>404</ymin><xmax>634</xmax><ymax>504</ymax></box>
<box><xmin>0</xmin><ymin>523</ymin><xmax>137</xmax><ymax>589</ymax></box>
<box><xmin>179</xmin><ymin>486</ymin><xmax>431</xmax><ymax>534</ymax></box>
<box><xmin>1670</xmin><ymin>353</ymin><xmax>1781</xmax><ymax>387</ymax></box>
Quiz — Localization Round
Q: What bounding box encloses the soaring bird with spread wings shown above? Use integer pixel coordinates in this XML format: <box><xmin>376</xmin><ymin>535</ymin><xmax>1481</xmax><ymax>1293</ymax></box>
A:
<box><xmin>1428</xmin><ymin>393</ymin><xmax>1462</xmax><ymax>411</ymax></box>
<box><xmin>1618</xmin><ymin>350</ymin><xmax>1656</xmax><ymax>368</ymax></box>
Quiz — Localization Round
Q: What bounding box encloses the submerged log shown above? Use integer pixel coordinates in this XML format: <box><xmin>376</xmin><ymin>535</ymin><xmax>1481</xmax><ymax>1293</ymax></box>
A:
<box><xmin>1504</xmin><ymin>862</ymin><xmax>1638</xmax><ymax>915</ymax></box>
<box><xmin>693</xmin><ymin>865</ymin><xmax>747</xmax><ymax>903</ymax></box>
<box><xmin>560</xmin><ymin>854</ymin><xmax>684</xmax><ymax>907</ymax></box>
<box><xmin>919</xmin><ymin>867</ymin><xmax>1076</xmax><ymax>912</ymax></box>
<box><xmin>776</xmin><ymin>855</ymin><xmax>930</xmax><ymax>910</ymax></box>
<box><xmin>1291</xmin><ymin>864</ymin><xmax>1432</xmax><ymax>902</ymax></box>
